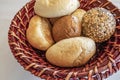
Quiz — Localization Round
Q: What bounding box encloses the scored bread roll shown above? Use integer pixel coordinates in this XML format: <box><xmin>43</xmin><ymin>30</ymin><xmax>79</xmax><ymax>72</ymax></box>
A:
<box><xmin>52</xmin><ymin>9</ymin><xmax>86</xmax><ymax>42</ymax></box>
<box><xmin>46</xmin><ymin>37</ymin><xmax>96</xmax><ymax>67</ymax></box>
<box><xmin>34</xmin><ymin>0</ymin><xmax>80</xmax><ymax>18</ymax></box>
<box><xmin>26</xmin><ymin>15</ymin><xmax>54</xmax><ymax>51</ymax></box>
<box><xmin>52</xmin><ymin>15</ymin><xmax>81</xmax><ymax>42</ymax></box>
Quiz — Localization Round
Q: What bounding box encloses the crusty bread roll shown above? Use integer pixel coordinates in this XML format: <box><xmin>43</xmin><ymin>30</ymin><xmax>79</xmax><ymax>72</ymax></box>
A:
<box><xmin>46</xmin><ymin>37</ymin><xmax>96</xmax><ymax>67</ymax></box>
<box><xmin>34</xmin><ymin>0</ymin><xmax>80</xmax><ymax>18</ymax></box>
<box><xmin>52</xmin><ymin>15</ymin><xmax>81</xmax><ymax>42</ymax></box>
<box><xmin>26</xmin><ymin>15</ymin><xmax>54</xmax><ymax>51</ymax></box>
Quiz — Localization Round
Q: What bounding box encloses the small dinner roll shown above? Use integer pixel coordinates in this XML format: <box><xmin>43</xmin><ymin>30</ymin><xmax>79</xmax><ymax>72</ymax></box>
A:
<box><xmin>82</xmin><ymin>7</ymin><xmax>116</xmax><ymax>42</ymax></box>
<box><xmin>52</xmin><ymin>15</ymin><xmax>81</xmax><ymax>42</ymax></box>
<box><xmin>34</xmin><ymin>0</ymin><xmax>80</xmax><ymax>18</ymax></box>
<box><xmin>26</xmin><ymin>15</ymin><xmax>54</xmax><ymax>51</ymax></box>
<box><xmin>46</xmin><ymin>37</ymin><xmax>96</xmax><ymax>67</ymax></box>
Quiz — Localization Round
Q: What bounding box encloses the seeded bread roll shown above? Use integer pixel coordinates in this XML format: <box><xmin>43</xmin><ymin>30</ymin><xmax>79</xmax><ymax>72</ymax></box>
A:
<box><xmin>34</xmin><ymin>0</ymin><xmax>80</xmax><ymax>18</ymax></box>
<box><xmin>82</xmin><ymin>7</ymin><xmax>116</xmax><ymax>42</ymax></box>
<box><xmin>46</xmin><ymin>37</ymin><xmax>96</xmax><ymax>67</ymax></box>
<box><xmin>26</xmin><ymin>15</ymin><xmax>54</xmax><ymax>51</ymax></box>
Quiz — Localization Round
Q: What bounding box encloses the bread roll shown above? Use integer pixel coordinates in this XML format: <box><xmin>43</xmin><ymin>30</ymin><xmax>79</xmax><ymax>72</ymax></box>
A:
<box><xmin>34</xmin><ymin>0</ymin><xmax>80</xmax><ymax>18</ymax></box>
<box><xmin>26</xmin><ymin>15</ymin><xmax>54</xmax><ymax>51</ymax></box>
<box><xmin>46</xmin><ymin>37</ymin><xmax>96</xmax><ymax>67</ymax></box>
<box><xmin>82</xmin><ymin>7</ymin><xmax>116</xmax><ymax>42</ymax></box>
<box><xmin>52</xmin><ymin>15</ymin><xmax>81</xmax><ymax>42</ymax></box>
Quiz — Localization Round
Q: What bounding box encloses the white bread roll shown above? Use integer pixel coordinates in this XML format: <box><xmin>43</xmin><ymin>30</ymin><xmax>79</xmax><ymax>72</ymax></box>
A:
<box><xmin>34</xmin><ymin>0</ymin><xmax>80</xmax><ymax>18</ymax></box>
<box><xmin>46</xmin><ymin>37</ymin><xmax>96</xmax><ymax>67</ymax></box>
<box><xmin>26</xmin><ymin>15</ymin><xmax>54</xmax><ymax>51</ymax></box>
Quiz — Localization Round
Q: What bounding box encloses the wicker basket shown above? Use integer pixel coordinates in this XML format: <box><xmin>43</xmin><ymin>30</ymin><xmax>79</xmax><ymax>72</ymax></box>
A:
<box><xmin>8</xmin><ymin>0</ymin><xmax>120</xmax><ymax>80</ymax></box>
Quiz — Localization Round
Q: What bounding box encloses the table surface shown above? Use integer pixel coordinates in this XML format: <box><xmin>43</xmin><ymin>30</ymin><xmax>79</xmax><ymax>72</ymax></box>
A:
<box><xmin>0</xmin><ymin>0</ymin><xmax>120</xmax><ymax>80</ymax></box>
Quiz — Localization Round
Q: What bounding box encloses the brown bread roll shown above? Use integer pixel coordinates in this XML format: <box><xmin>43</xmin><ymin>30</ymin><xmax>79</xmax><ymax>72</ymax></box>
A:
<box><xmin>26</xmin><ymin>15</ymin><xmax>54</xmax><ymax>51</ymax></box>
<box><xmin>46</xmin><ymin>37</ymin><xmax>96</xmax><ymax>67</ymax></box>
<box><xmin>52</xmin><ymin>15</ymin><xmax>81</xmax><ymax>42</ymax></box>
<box><xmin>52</xmin><ymin>9</ymin><xmax>86</xmax><ymax>42</ymax></box>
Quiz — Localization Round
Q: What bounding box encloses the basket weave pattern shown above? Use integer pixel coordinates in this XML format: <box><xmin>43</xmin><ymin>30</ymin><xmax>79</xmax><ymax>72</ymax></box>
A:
<box><xmin>8</xmin><ymin>0</ymin><xmax>120</xmax><ymax>80</ymax></box>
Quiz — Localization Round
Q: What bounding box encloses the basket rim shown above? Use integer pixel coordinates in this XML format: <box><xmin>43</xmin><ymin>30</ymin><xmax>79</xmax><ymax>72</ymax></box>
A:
<box><xmin>8</xmin><ymin>0</ymin><xmax>120</xmax><ymax>80</ymax></box>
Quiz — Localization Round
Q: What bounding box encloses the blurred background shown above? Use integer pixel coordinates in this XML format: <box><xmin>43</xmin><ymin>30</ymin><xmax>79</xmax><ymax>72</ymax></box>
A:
<box><xmin>0</xmin><ymin>0</ymin><xmax>120</xmax><ymax>80</ymax></box>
